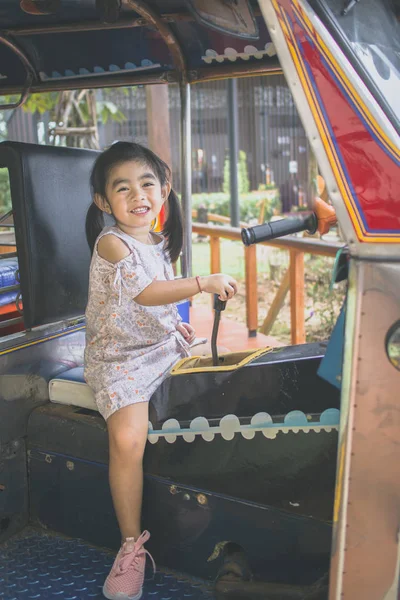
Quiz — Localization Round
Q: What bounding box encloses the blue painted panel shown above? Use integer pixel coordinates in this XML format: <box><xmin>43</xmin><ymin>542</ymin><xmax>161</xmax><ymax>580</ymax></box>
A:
<box><xmin>176</xmin><ymin>300</ymin><xmax>190</xmax><ymax>323</ymax></box>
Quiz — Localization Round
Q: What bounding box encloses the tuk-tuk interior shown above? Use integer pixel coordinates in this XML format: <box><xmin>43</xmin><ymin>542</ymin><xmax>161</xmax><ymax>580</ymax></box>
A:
<box><xmin>0</xmin><ymin>2</ymin><xmax>399</xmax><ymax>600</ymax></box>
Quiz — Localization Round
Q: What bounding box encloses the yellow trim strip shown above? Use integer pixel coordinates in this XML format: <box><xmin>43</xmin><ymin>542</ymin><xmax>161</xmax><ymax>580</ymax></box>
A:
<box><xmin>170</xmin><ymin>347</ymin><xmax>272</xmax><ymax>375</ymax></box>
<box><xmin>0</xmin><ymin>325</ymin><xmax>85</xmax><ymax>357</ymax></box>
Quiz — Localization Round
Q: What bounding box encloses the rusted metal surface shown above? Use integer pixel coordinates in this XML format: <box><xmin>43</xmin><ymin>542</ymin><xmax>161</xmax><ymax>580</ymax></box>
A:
<box><xmin>0</xmin><ymin>35</ymin><xmax>35</xmax><ymax>109</ymax></box>
<box><xmin>0</xmin><ymin>36</ymin><xmax>36</xmax><ymax>78</ymax></box>
<box><xmin>4</xmin><ymin>13</ymin><xmax>196</xmax><ymax>36</ymax></box>
<box><xmin>126</xmin><ymin>1</ymin><xmax>186</xmax><ymax>77</ymax></box>
<box><xmin>329</xmin><ymin>260</ymin><xmax>400</xmax><ymax>599</ymax></box>
<box><xmin>189</xmin><ymin>63</ymin><xmax>282</xmax><ymax>82</ymax></box>
<box><xmin>5</xmin><ymin>6</ymin><xmax>264</xmax><ymax>36</ymax></box>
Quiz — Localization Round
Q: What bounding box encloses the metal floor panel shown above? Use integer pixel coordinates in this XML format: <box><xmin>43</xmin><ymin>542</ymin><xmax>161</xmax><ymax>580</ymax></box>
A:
<box><xmin>0</xmin><ymin>528</ymin><xmax>215</xmax><ymax>600</ymax></box>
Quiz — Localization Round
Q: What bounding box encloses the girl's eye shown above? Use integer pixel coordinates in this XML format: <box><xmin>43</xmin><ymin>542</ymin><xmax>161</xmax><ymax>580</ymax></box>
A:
<box><xmin>117</xmin><ymin>186</ymin><xmax>129</xmax><ymax>192</ymax></box>
<box><xmin>143</xmin><ymin>182</ymin><xmax>154</xmax><ymax>188</ymax></box>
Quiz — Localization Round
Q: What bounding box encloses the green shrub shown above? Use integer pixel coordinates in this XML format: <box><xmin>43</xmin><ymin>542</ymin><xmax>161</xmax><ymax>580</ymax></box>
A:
<box><xmin>223</xmin><ymin>150</ymin><xmax>250</xmax><ymax>194</ymax></box>
<box><xmin>192</xmin><ymin>190</ymin><xmax>281</xmax><ymax>223</ymax></box>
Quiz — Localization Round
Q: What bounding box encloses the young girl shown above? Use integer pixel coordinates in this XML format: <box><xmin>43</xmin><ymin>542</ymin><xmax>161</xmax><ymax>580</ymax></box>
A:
<box><xmin>84</xmin><ymin>141</ymin><xmax>237</xmax><ymax>600</ymax></box>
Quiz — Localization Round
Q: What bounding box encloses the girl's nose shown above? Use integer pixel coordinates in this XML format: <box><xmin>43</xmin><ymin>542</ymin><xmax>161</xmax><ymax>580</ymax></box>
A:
<box><xmin>131</xmin><ymin>187</ymin><xmax>144</xmax><ymax>201</ymax></box>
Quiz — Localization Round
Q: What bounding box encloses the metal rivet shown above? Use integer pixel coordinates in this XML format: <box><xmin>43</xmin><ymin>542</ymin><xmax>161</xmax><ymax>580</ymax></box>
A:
<box><xmin>197</xmin><ymin>494</ymin><xmax>208</xmax><ymax>506</ymax></box>
<box><xmin>66</xmin><ymin>461</ymin><xmax>74</xmax><ymax>471</ymax></box>
<box><xmin>45</xmin><ymin>454</ymin><xmax>52</xmax><ymax>464</ymax></box>
<box><xmin>182</xmin><ymin>494</ymin><xmax>190</xmax><ymax>501</ymax></box>
<box><xmin>169</xmin><ymin>485</ymin><xmax>178</xmax><ymax>495</ymax></box>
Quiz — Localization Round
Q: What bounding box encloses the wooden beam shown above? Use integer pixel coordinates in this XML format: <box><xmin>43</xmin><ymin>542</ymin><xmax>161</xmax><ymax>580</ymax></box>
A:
<box><xmin>289</xmin><ymin>250</ymin><xmax>305</xmax><ymax>344</ymax></box>
<box><xmin>259</xmin><ymin>267</ymin><xmax>290</xmax><ymax>335</ymax></box>
<box><xmin>0</xmin><ymin>245</ymin><xmax>16</xmax><ymax>254</ymax></box>
<box><xmin>245</xmin><ymin>244</ymin><xmax>258</xmax><ymax>337</ymax></box>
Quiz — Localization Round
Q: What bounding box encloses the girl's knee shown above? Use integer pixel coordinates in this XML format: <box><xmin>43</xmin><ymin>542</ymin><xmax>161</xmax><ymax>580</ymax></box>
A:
<box><xmin>108</xmin><ymin>423</ymin><xmax>148</xmax><ymax>460</ymax></box>
<box><xmin>107</xmin><ymin>403</ymin><xmax>149</xmax><ymax>459</ymax></box>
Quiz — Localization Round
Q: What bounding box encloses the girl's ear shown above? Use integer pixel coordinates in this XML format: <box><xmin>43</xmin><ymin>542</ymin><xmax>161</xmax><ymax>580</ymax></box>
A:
<box><xmin>162</xmin><ymin>181</ymin><xmax>172</xmax><ymax>204</ymax></box>
<box><xmin>94</xmin><ymin>193</ymin><xmax>112</xmax><ymax>214</ymax></box>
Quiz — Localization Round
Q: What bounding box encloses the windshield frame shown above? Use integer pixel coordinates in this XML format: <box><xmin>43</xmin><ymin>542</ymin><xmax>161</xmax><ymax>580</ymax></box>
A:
<box><xmin>309</xmin><ymin>0</ymin><xmax>400</xmax><ymax>136</ymax></box>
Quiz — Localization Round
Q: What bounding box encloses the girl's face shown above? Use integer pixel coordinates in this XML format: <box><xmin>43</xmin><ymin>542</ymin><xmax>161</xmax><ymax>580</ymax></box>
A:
<box><xmin>95</xmin><ymin>160</ymin><xmax>170</xmax><ymax>240</ymax></box>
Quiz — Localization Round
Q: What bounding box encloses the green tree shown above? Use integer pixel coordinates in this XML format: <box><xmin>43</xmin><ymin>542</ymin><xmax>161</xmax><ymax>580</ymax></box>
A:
<box><xmin>22</xmin><ymin>90</ymin><xmax>126</xmax><ymax>124</ymax></box>
<box><xmin>0</xmin><ymin>89</ymin><xmax>126</xmax><ymax>149</ymax></box>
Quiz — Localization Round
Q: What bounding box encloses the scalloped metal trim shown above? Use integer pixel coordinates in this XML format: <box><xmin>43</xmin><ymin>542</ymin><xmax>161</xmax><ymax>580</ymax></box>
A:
<box><xmin>202</xmin><ymin>43</ymin><xmax>276</xmax><ymax>64</ymax></box>
<box><xmin>147</xmin><ymin>408</ymin><xmax>340</xmax><ymax>444</ymax></box>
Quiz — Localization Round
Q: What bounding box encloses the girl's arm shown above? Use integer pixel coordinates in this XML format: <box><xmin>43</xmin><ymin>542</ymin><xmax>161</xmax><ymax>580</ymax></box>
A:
<box><xmin>97</xmin><ymin>234</ymin><xmax>237</xmax><ymax>306</ymax></box>
<box><xmin>135</xmin><ymin>274</ymin><xmax>236</xmax><ymax>306</ymax></box>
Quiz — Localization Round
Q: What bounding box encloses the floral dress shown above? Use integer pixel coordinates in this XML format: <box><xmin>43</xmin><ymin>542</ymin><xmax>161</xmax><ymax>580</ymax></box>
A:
<box><xmin>84</xmin><ymin>226</ymin><xmax>194</xmax><ymax>420</ymax></box>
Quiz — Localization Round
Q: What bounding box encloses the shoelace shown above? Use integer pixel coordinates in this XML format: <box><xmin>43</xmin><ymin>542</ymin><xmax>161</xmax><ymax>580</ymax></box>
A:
<box><xmin>116</xmin><ymin>531</ymin><xmax>156</xmax><ymax>577</ymax></box>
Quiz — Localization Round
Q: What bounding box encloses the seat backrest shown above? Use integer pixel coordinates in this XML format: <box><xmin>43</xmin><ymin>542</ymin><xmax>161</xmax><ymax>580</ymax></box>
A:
<box><xmin>0</xmin><ymin>141</ymin><xmax>98</xmax><ymax>329</ymax></box>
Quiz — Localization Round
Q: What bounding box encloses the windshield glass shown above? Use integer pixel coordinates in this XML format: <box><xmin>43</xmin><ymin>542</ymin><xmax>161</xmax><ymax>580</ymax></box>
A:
<box><xmin>314</xmin><ymin>0</ymin><xmax>400</xmax><ymax>126</ymax></box>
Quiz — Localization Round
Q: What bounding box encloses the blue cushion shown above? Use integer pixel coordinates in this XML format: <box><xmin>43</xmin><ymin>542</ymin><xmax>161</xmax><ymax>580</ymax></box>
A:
<box><xmin>49</xmin><ymin>367</ymin><xmax>96</xmax><ymax>411</ymax></box>
<box><xmin>0</xmin><ymin>258</ymin><xmax>19</xmax><ymax>307</ymax></box>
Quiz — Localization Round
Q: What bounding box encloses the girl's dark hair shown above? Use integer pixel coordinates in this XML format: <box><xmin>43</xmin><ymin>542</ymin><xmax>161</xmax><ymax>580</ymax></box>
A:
<box><xmin>86</xmin><ymin>141</ymin><xmax>183</xmax><ymax>262</ymax></box>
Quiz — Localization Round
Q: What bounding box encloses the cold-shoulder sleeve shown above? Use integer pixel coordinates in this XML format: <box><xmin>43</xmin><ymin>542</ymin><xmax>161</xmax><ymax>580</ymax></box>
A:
<box><xmin>112</xmin><ymin>250</ymin><xmax>153</xmax><ymax>303</ymax></box>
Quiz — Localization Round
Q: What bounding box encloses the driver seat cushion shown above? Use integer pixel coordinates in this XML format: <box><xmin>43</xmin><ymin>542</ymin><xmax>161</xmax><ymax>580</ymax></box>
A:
<box><xmin>49</xmin><ymin>367</ymin><xmax>97</xmax><ymax>411</ymax></box>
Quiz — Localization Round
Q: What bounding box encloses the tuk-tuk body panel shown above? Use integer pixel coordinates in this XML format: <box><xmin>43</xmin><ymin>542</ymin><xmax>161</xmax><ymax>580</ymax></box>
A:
<box><xmin>269</xmin><ymin>0</ymin><xmax>400</xmax><ymax>243</ymax></box>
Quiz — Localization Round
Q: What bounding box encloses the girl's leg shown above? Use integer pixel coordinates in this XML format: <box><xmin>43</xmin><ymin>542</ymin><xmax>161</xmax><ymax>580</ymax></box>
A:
<box><xmin>107</xmin><ymin>401</ymin><xmax>149</xmax><ymax>541</ymax></box>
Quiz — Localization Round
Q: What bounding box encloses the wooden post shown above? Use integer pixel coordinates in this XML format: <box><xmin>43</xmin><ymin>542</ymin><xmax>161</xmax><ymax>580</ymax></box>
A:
<box><xmin>245</xmin><ymin>245</ymin><xmax>258</xmax><ymax>337</ymax></box>
<box><xmin>146</xmin><ymin>85</ymin><xmax>172</xmax><ymax>168</ymax></box>
<box><xmin>210</xmin><ymin>236</ymin><xmax>221</xmax><ymax>274</ymax></box>
<box><xmin>289</xmin><ymin>250</ymin><xmax>305</xmax><ymax>344</ymax></box>
<box><xmin>259</xmin><ymin>267</ymin><xmax>290</xmax><ymax>335</ymax></box>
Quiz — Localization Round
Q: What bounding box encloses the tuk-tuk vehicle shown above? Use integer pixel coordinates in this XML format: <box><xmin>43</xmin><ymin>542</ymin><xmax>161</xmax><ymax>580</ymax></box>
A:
<box><xmin>0</xmin><ymin>1</ymin><xmax>399</xmax><ymax>599</ymax></box>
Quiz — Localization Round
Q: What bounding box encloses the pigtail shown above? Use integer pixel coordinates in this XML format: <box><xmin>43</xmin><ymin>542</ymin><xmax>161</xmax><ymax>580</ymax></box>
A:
<box><xmin>86</xmin><ymin>202</ymin><xmax>105</xmax><ymax>254</ymax></box>
<box><xmin>162</xmin><ymin>188</ymin><xmax>183</xmax><ymax>264</ymax></box>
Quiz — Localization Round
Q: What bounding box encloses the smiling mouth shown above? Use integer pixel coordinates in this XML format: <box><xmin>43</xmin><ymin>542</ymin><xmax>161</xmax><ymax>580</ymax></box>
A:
<box><xmin>130</xmin><ymin>207</ymin><xmax>150</xmax><ymax>215</ymax></box>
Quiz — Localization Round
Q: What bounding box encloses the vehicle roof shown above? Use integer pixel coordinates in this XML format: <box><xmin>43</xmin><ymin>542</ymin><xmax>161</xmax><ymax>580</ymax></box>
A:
<box><xmin>0</xmin><ymin>0</ymin><xmax>280</xmax><ymax>98</ymax></box>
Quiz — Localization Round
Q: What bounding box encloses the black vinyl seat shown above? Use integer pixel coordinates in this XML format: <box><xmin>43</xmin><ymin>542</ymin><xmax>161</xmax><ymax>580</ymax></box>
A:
<box><xmin>0</xmin><ymin>141</ymin><xmax>98</xmax><ymax>329</ymax></box>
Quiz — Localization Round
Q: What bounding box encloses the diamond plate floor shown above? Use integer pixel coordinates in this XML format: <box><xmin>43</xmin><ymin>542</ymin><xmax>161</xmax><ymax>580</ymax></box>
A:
<box><xmin>0</xmin><ymin>529</ymin><xmax>215</xmax><ymax>600</ymax></box>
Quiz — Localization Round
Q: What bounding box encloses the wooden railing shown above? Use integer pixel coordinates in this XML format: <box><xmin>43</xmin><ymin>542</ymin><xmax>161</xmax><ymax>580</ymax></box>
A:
<box><xmin>192</xmin><ymin>221</ymin><xmax>343</xmax><ymax>344</ymax></box>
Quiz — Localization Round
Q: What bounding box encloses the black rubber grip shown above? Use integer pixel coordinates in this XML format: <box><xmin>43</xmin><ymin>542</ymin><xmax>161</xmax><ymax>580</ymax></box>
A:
<box><xmin>213</xmin><ymin>294</ymin><xmax>227</xmax><ymax>312</ymax></box>
<box><xmin>241</xmin><ymin>213</ymin><xmax>317</xmax><ymax>246</ymax></box>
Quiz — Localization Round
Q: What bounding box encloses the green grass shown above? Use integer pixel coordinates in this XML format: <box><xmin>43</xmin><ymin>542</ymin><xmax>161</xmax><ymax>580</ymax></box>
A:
<box><xmin>190</xmin><ymin>238</ymin><xmax>270</xmax><ymax>278</ymax></box>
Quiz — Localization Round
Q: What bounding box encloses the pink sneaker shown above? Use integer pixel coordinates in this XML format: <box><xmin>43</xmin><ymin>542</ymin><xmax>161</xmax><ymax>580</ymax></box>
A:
<box><xmin>103</xmin><ymin>530</ymin><xmax>155</xmax><ymax>600</ymax></box>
